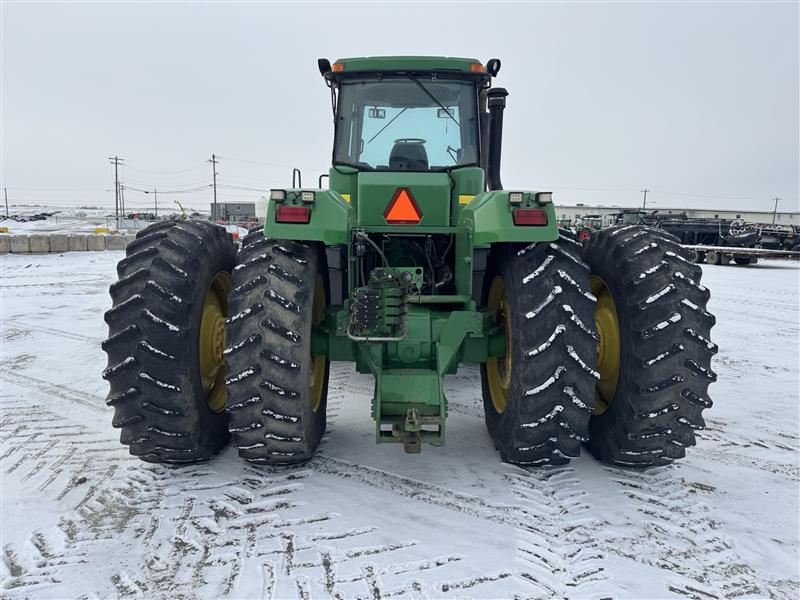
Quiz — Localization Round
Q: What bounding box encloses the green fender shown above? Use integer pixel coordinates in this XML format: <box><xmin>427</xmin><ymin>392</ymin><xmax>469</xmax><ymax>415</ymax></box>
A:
<box><xmin>264</xmin><ymin>189</ymin><xmax>355</xmax><ymax>244</ymax></box>
<box><xmin>458</xmin><ymin>191</ymin><xmax>558</xmax><ymax>244</ymax></box>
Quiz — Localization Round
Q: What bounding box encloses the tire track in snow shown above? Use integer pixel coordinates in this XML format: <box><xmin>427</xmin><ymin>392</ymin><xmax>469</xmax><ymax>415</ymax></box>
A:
<box><xmin>605</xmin><ymin>467</ymin><xmax>787</xmax><ymax>598</ymax></box>
<box><xmin>310</xmin><ymin>456</ymin><xmax>609</xmax><ymax>595</ymax></box>
<box><xmin>0</xmin><ymin>369</ymin><xmax>106</xmax><ymax>412</ymax></box>
<box><xmin>0</xmin><ymin>319</ymin><xmax>104</xmax><ymax>344</ymax></box>
<box><xmin>311</xmin><ymin>455</ymin><xmax>519</xmax><ymax>527</ymax></box>
<box><xmin>506</xmin><ymin>466</ymin><xmax>608</xmax><ymax>597</ymax></box>
<box><xmin>2</xmin><ymin>364</ymin><xmax>501</xmax><ymax>598</ymax></box>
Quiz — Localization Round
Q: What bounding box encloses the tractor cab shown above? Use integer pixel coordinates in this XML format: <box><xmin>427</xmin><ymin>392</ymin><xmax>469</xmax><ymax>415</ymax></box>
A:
<box><xmin>318</xmin><ymin>57</ymin><xmax>507</xmax><ymax>221</ymax></box>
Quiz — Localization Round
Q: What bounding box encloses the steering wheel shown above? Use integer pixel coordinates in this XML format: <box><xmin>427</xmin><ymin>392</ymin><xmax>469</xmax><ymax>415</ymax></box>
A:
<box><xmin>394</xmin><ymin>138</ymin><xmax>426</xmax><ymax>144</ymax></box>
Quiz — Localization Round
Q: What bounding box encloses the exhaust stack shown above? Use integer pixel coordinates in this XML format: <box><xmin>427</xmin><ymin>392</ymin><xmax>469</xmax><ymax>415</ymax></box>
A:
<box><xmin>487</xmin><ymin>87</ymin><xmax>509</xmax><ymax>191</ymax></box>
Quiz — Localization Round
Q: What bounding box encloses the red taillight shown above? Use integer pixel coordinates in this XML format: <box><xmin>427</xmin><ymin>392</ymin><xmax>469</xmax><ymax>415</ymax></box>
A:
<box><xmin>512</xmin><ymin>208</ymin><xmax>548</xmax><ymax>226</ymax></box>
<box><xmin>276</xmin><ymin>206</ymin><xmax>311</xmax><ymax>224</ymax></box>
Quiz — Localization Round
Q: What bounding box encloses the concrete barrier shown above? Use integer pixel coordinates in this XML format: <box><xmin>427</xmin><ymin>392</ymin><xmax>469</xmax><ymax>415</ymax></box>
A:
<box><xmin>9</xmin><ymin>235</ymin><xmax>30</xmax><ymax>253</ymax></box>
<box><xmin>87</xmin><ymin>235</ymin><xmax>107</xmax><ymax>251</ymax></box>
<box><xmin>68</xmin><ymin>235</ymin><xmax>88</xmax><ymax>251</ymax></box>
<box><xmin>29</xmin><ymin>234</ymin><xmax>50</xmax><ymax>253</ymax></box>
<box><xmin>106</xmin><ymin>234</ymin><xmax>134</xmax><ymax>251</ymax></box>
<box><xmin>2</xmin><ymin>232</ymin><xmax>140</xmax><ymax>255</ymax></box>
<box><xmin>49</xmin><ymin>234</ymin><xmax>69</xmax><ymax>253</ymax></box>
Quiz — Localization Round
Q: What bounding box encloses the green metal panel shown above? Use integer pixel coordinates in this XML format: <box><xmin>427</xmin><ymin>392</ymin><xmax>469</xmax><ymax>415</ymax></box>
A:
<box><xmin>356</xmin><ymin>172</ymin><xmax>450</xmax><ymax>227</ymax></box>
<box><xmin>264</xmin><ymin>189</ymin><xmax>355</xmax><ymax>244</ymax></box>
<box><xmin>449</xmin><ymin>166</ymin><xmax>485</xmax><ymax>218</ymax></box>
<box><xmin>329</xmin><ymin>166</ymin><xmax>358</xmax><ymax>206</ymax></box>
<box><xmin>458</xmin><ymin>191</ymin><xmax>559</xmax><ymax>244</ymax></box>
<box><xmin>333</xmin><ymin>56</ymin><xmax>482</xmax><ymax>74</ymax></box>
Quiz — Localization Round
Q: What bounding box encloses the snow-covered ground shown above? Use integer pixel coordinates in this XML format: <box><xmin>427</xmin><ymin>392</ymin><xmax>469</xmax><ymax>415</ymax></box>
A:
<box><xmin>2</xmin><ymin>205</ymin><xmax>248</xmax><ymax>238</ymax></box>
<box><xmin>1</xmin><ymin>252</ymin><xmax>798</xmax><ymax>599</ymax></box>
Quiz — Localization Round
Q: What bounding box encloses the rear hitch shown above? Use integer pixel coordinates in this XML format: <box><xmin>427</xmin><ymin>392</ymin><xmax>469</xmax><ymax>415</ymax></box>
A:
<box><xmin>393</xmin><ymin>408</ymin><xmax>422</xmax><ymax>454</ymax></box>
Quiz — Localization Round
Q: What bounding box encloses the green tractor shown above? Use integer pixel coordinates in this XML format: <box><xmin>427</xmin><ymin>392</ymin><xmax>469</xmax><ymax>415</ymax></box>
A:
<box><xmin>577</xmin><ymin>214</ymin><xmax>605</xmax><ymax>242</ymax></box>
<box><xmin>103</xmin><ymin>56</ymin><xmax>717</xmax><ymax>468</ymax></box>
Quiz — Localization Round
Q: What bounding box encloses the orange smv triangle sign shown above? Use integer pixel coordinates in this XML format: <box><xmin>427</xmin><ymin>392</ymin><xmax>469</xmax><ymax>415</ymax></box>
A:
<box><xmin>384</xmin><ymin>188</ymin><xmax>422</xmax><ymax>225</ymax></box>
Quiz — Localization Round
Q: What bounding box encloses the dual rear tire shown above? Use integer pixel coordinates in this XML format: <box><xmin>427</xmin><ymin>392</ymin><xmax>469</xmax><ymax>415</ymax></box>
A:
<box><xmin>481</xmin><ymin>226</ymin><xmax>717</xmax><ymax>467</ymax></box>
<box><xmin>103</xmin><ymin>223</ymin><xmax>328</xmax><ymax>465</ymax></box>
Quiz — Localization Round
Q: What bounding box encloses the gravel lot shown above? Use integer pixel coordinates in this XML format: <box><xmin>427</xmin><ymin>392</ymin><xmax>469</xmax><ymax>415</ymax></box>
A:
<box><xmin>1</xmin><ymin>251</ymin><xmax>798</xmax><ymax>599</ymax></box>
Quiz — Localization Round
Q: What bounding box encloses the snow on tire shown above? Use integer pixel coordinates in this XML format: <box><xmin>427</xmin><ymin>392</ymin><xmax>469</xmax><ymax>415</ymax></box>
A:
<box><xmin>582</xmin><ymin>225</ymin><xmax>717</xmax><ymax>467</ymax></box>
<box><xmin>102</xmin><ymin>220</ymin><xmax>236</xmax><ymax>463</ymax></box>
<box><xmin>225</xmin><ymin>230</ymin><xmax>329</xmax><ymax>464</ymax></box>
<box><xmin>480</xmin><ymin>233</ymin><xmax>598</xmax><ymax>466</ymax></box>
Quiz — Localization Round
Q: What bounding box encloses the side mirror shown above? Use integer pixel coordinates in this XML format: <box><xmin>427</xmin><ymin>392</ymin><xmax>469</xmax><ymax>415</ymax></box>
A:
<box><xmin>437</xmin><ymin>108</ymin><xmax>455</xmax><ymax>119</ymax></box>
<box><xmin>368</xmin><ymin>108</ymin><xmax>386</xmax><ymax>119</ymax></box>
<box><xmin>486</xmin><ymin>58</ymin><xmax>501</xmax><ymax>77</ymax></box>
<box><xmin>317</xmin><ymin>58</ymin><xmax>331</xmax><ymax>76</ymax></box>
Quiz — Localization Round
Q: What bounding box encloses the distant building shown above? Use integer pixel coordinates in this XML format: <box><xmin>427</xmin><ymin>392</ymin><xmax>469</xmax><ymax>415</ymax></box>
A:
<box><xmin>210</xmin><ymin>201</ymin><xmax>267</xmax><ymax>223</ymax></box>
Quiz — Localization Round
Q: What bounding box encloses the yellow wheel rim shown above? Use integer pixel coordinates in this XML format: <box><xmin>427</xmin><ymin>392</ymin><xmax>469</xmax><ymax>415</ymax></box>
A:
<box><xmin>309</xmin><ymin>274</ymin><xmax>327</xmax><ymax>413</ymax></box>
<box><xmin>486</xmin><ymin>276</ymin><xmax>512</xmax><ymax>414</ymax></box>
<box><xmin>199</xmin><ymin>272</ymin><xmax>232</xmax><ymax>413</ymax></box>
<box><xmin>591</xmin><ymin>275</ymin><xmax>621</xmax><ymax>415</ymax></box>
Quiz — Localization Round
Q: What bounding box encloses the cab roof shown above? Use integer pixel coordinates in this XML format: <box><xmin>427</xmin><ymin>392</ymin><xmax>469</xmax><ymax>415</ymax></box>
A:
<box><xmin>331</xmin><ymin>56</ymin><xmax>485</xmax><ymax>74</ymax></box>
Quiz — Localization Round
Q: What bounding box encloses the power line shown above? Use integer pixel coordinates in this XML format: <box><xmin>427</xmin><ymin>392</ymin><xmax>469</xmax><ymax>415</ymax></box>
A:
<box><xmin>217</xmin><ymin>184</ymin><xmax>268</xmax><ymax>193</ymax></box>
<box><xmin>125</xmin><ymin>184</ymin><xmax>211</xmax><ymax>195</ymax></box>
<box><xmin>124</xmin><ymin>163</ymin><xmax>207</xmax><ymax>175</ymax></box>
<box><xmin>122</xmin><ymin>176</ymin><xmax>210</xmax><ymax>190</ymax></box>
<box><xmin>648</xmin><ymin>189</ymin><xmax>782</xmax><ymax>202</ymax></box>
<box><xmin>2</xmin><ymin>186</ymin><xmax>109</xmax><ymax>192</ymax></box>
<box><xmin>216</xmin><ymin>155</ymin><xmax>328</xmax><ymax>174</ymax></box>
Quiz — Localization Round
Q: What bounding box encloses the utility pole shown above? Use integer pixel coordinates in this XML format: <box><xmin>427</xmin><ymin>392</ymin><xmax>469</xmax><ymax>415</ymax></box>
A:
<box><xmin>4</xmin><ymin>187</ymin><xmax>8</xmax><ymax>218</ymax></box>
<box><xmin>109</xmin><ymin>156</ymin><xmax>124</xmax><ymax>230</ymax></box>
<box><xmin>146</xmin><ymin>188</ymin><xmax>159</xmax><ymax>218</ymax></box>
<box><xmin>120</xmin><ymin>184</ymin><xmax>126</xmax><ymax>217</ymax></box>
<box><xmin>641</xmin><ymin>188</ymin><xmax>649</xmax><ymax>210</ymax></box>
<box><xmin>772</xmin><ymin>197</ymin><xmax>780</xmax><ymax>226</ymax></box>
<box><xmin>209</xmin><ymin>153</ymin><xmax>218</xmax><ymax>220</ymax></box>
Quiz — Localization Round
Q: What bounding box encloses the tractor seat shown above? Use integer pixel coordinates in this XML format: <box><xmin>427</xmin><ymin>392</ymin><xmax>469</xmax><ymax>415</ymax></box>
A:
<box><xmin>389</xmin><ymin>139</ymin><xmax>429</xmax><ymax>171</ymax></box>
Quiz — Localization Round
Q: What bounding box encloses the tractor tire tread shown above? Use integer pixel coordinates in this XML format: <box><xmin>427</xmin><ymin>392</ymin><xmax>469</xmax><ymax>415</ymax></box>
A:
<box><xmin>225</xmin><ymin>230</ymin><xmax>328</xmax><ymax>465</ymax></box>
<box><xmin>482</xmin><ymin>232</ymin><xmax>598</xmax><ymax>466</ymax></box>
<box><xmin>103</xmin><ymin>220</ymin><xmax>236</xmax><ymax>463</ymax></box>
<box><xmin>582</xmin><ymin>225</ymin><xmax>717</xmax><ymax>467</ymax></box>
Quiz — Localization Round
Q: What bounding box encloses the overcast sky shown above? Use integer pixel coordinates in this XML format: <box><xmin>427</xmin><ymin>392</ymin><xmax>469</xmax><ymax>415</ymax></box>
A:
<box><xmin>2</xmin><ymin>2</ymin><xmax>798</xmax><ymax>214</ymax></box>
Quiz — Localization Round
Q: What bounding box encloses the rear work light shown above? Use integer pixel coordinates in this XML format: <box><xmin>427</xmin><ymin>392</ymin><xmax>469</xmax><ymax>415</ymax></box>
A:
<box><xmin>513</xmin><ymin>208</ymin><xmax>548</xmax><ymax>226</ymax></box>
<box><xmin>508</xmin><ymin>192</ymin><xmax>524</xmax><ymax>205</ymax></box>
<box><xmin>276</xmin><ymin>206</ymin><xmax>311</xmax><ymax>224</ymax></box>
